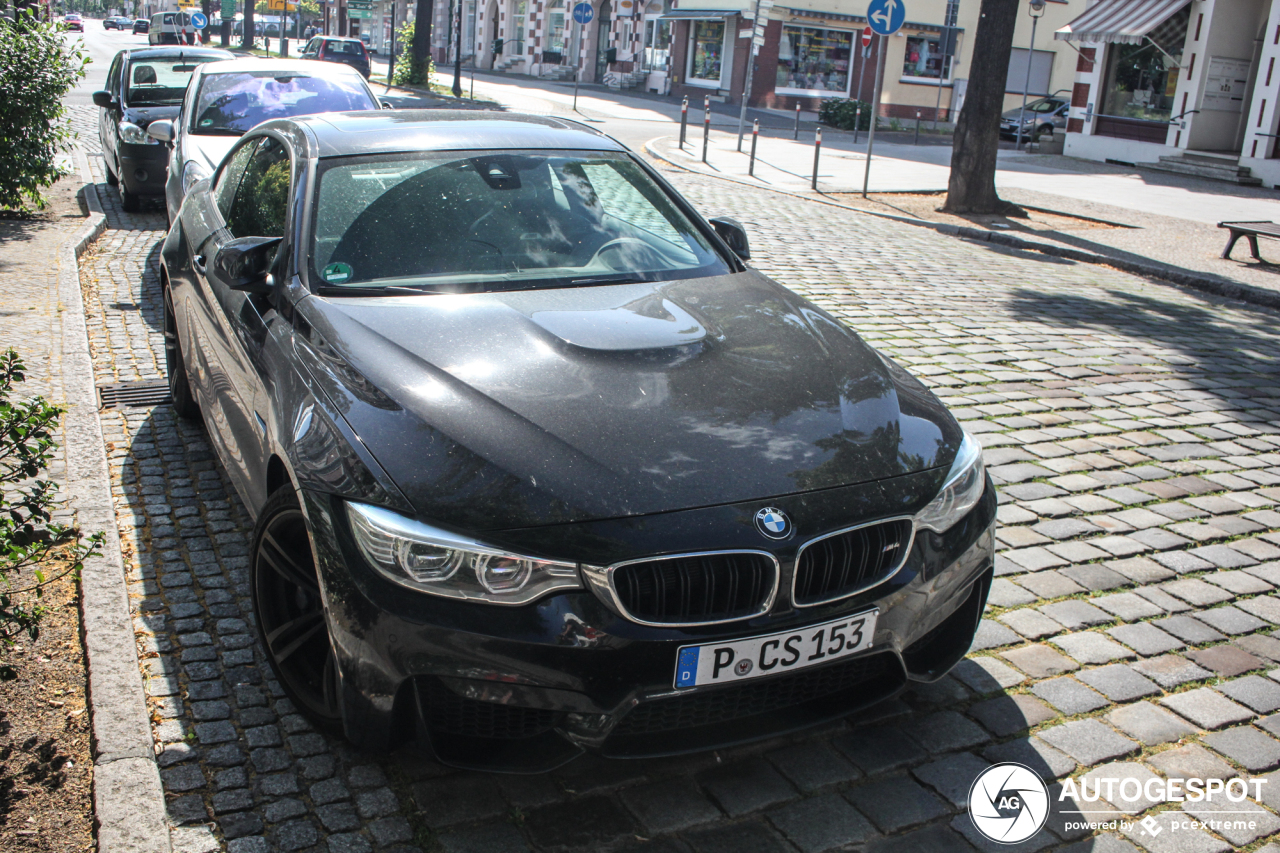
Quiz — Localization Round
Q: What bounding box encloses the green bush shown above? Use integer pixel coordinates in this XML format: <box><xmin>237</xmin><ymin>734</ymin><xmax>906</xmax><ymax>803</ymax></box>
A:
<box><xmin>391</xmin><ymin>19</ymin><xmax>434</xmax><ymax>87</ymax></box>
<box><xmin>0</xmin><ymin>350</ymin><xmax>102</xmax><ymax>679</ymax></box>
<box><xmin>819</xmin><ymin>99</ymin><xmax>872</xmax><ymax>132</ymax></box>
<box><xmin>0</xmin><ymin>16</ymin><xmax>88</xmax><ymax>211</ymax></box>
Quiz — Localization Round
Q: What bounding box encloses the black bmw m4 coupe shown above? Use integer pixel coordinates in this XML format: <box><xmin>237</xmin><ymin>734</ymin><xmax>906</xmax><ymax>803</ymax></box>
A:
<box><xmin>160</xmin><ymin>110</ymin><xmax>996</xmax><ymax>772</ymax></box>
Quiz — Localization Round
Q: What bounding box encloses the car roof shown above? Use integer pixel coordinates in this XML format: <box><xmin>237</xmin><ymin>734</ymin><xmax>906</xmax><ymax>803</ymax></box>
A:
<box><xmin>284</xmin><ymin>110</ymin><xmax>627</xmax><ymax>158</ymax></box>
<box><xmin>122</xmin><ymin>47</ymin><xmax>233</xmax><ymax>61</ymax></box>
<box><xmin>195</xmin><ymin>57</ymin><xmax>365</xmax><ymax>78</ymax></box>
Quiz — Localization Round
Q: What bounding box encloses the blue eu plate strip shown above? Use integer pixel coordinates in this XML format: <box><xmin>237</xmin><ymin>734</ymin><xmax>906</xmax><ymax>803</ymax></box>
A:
<box><xmin>676</xmin><ymin>647</ymin><xmax>700</xmax><ymax>688</ymax></box>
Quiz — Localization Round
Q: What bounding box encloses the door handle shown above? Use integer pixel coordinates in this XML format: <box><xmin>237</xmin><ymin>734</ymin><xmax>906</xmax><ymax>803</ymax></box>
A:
<box><xmin>193</xmin><ymin>254</ymin><xmax>206</xmax><ymax>274</ymax></box>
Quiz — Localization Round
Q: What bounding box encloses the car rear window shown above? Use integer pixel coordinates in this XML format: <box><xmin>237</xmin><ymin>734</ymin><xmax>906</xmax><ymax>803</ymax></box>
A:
<box><xmin>310</xmin><ymin>150</ymin><xmax>731</xmax><ymax>292</ymax></box>
<box><xmin>191</xmin><ymin>70</ymin><xmax>376</xmax><ymax>135</ymax></box>
<box><xmin>326</xmin><ymin>40</ymin><xmax>365</xmax><ymax>55</ymax></box>
<box><xmin>127</xmin><ymin>59</ymin><xmax>199</xmax><ymax>106</ymax></box>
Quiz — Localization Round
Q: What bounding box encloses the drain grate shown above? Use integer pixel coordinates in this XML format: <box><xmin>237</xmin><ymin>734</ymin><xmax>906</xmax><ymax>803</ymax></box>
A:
<box><xmin>98</xmin><ymin>379</ymin><xmax>172</xmax><ymax>411</ymax></box>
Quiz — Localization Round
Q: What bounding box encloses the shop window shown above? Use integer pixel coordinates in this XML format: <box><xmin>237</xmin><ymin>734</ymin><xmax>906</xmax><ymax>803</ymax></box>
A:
<box><xmin>643</xmin><ymin>19</ymin><xmax>671</xmax><ymax>72</ymax></box>
<box><xmin>902</xmin><ymin>34</ymin><xmax>951</xmax><ymax>81</ymax></box>
<box><xmin>689</xmin><ymin>20</ymin><xmax>725</xmax><ymax>83</ymax></box>
<box><xmin>1099</xmin><ymin>6</ymin><xmax>1189</xmax><ymax>125</ymax></box>
<box><xmin>776</xmin><ymin>26</ymin><xmax>852</xmax><ymax>96</ymax></box>
<box><xmin>546</xmin><ymin>0</ymin><xmax>565</xmax><ymax>60</ymax></box>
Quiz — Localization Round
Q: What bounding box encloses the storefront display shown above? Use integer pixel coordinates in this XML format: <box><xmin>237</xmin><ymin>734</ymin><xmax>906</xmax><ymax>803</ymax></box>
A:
<box><xmin>689</xmin><ymin>20</ymin><xmax>724</xmax><ymax>83</ymax></box>
<box><xmin>903</xmin><ymin>34</ymin><xmax>950</xmax><ymax>80</ymax></box>
<box><xmin>776</xmin><ymin>25</ymin><xmax>851</xmax><ymax>96</ymax></box>
<box><xmin>1099</xmin><ymin>5</ymin><xmax>1188</xmax><ymax>126</ymax></box>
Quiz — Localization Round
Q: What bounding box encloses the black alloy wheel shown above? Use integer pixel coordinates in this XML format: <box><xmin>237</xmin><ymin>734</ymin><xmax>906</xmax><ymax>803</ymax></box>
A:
<box><xmin>162</xmin><ymin>284</ymin><xmax>200</xmax><ymax>419</ymax></box>
<box><xmin>251</xmin><ymin>487</ymin><xmax>344</xmax><ymax>732</ymax></box>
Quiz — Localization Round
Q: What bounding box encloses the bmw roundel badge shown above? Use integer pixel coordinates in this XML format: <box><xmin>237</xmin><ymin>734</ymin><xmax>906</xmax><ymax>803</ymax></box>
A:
<box><xmin>754</xmin><ymin>507</ymin><xmax>791</xmax><ymax>540</ymax></box>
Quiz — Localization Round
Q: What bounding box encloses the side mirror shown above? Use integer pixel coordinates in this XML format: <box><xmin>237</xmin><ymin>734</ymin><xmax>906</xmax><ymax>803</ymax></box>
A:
<box><xmin>92</xmin><ymin>91</ymin><xmax>114</xmax><ymax>108</ymax></box>
<box><xmin>709</xmin><ymin>217</ymin><xmax>750</xmax><ymax>261</ymax></box>
<box><xmin>381</xmin><ymin>100</ymin><xmax>394</xmax><ymax>109</ymax></box>
<box><xmin>214</xmin><ymin>236</ymin><xmax>283</xmax><ymax>294</ymax></box>
<box><xmin>147</xmin><ymin>119</ymin><xmax>176</xmax><ymax>143</ymax></box>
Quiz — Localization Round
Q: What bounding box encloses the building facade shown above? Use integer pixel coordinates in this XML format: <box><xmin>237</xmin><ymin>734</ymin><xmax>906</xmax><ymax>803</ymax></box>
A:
<box><xmin>415</xmin><ymin>0</ymin><xmax>1086</xmax><ymax>123</ymax></box>
<box><xmin>1060</xmin><ymin>0</ymin><xmax>1280</xmax><ymax>186</ymax></box>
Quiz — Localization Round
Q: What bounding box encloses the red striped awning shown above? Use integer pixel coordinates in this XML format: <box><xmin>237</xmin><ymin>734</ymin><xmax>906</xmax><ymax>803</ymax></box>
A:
<box><xmin>1054</xmin><ymin>0</ymin><xmax>1190</xmax><ymax>44</ymax></box>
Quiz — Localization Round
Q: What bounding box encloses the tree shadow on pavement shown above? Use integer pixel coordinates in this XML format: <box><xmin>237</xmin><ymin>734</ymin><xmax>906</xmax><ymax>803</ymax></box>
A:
<box><xmin>1006</xmin><ymin>285</ymin><xmax>1280</xmax><ymax>382</ymax></box>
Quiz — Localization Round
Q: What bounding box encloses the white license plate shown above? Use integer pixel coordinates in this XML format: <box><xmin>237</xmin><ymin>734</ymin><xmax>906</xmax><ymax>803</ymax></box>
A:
<box><xmin>673</xmin><ymin>610</ymin><xmax>879</xmax><ymax>689</ymax></box>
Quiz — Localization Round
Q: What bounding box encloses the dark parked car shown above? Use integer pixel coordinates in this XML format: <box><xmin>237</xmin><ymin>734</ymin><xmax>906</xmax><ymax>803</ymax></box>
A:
<box><xmin>160</xmin><ymin>110</ymin><xmax>995</xmax><ymax>772</ymax></box>
<box><xmin>1000</xmin><ymin>96</ymin><xmax>1069</xmax><ymax>140</ymax></box>
<box><xmin>93</xmin><ymin>47</ymin><xmax>233</xmax><ymax>211</ymax></box>
<box><xmin>133</xmin><ymin>18</ymin><xmax>150</xmax><ymax>34</ymax></box>
<box><xmin>301</xmin><ymin>36</ymin><xmax>371</xmax><ymax>78</ymax></box>
<box><xmin>103</xmin><ymin>15</ymin><xmax>131</xmax><ymax>29</ymax></box>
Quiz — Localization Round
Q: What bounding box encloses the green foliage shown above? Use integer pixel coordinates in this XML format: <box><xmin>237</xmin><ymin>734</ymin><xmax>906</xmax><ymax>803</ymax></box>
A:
<box><xmin>0</xmin><ymin>17</ymin><xmax>88</xmax><ymax>211</ymax></box>
<box><xmin>391</xmin><ymin>19</ymin><xmax>433</xmax><ymax>87</ymax></box>
<box><xmin>818</xmin><ymin>99</ymin><xmax>872</xmax><ymax>132</ymax></box>
<box><xmin>0</xmin><ymin>350</ymin><xmax>103</xmax><ymax>679</ymax></box>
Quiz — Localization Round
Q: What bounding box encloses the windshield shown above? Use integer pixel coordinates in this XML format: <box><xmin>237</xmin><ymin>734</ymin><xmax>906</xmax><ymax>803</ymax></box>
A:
<box><xmin>127</xmin><ymin>59</ymin><xmax>198</xmax><ymax>106</ymax></box>
<box><xmin>192</xmin><ymin>71</ymin><xmax>375</xmax><ymax>135</ymax></box>
<box><xmin>311</xmin><ymin>150</ymin><xmax>732</xmax><ymax>292</ymax></box>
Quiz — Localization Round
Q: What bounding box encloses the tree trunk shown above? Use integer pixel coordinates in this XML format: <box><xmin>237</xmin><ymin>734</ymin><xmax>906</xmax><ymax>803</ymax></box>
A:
<box><xmin>242</xmin><ymin>0</ymin><xmax>255</xmax><ymax>48</ymax></box>
<box><xmin>412</xmin><ymin>0</ymin><xmax>434</xmax><ymax>84</ymax></box>
<box><xmin>943</xmin><ymin>0</ymin><xmax>1023</xmax><ymax>215</ymax></box>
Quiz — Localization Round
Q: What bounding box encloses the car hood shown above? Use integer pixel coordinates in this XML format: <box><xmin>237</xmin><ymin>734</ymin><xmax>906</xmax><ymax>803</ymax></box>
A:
<box><xmin>293</xmin><ymin>271</ymin><xmax>963</xmax><ymax>531</ymax></box>
<box><xmin>183</xmin><ymin>133</ymin><xmax>239</xmax><ymax>172</ymax></box>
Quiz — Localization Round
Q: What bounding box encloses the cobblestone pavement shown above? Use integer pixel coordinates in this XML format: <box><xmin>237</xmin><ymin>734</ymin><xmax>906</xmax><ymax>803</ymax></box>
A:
<box><xmin>66</xmin><ymin>103</ymin><xmax>1280</xmax><ymax>852</ymax></box>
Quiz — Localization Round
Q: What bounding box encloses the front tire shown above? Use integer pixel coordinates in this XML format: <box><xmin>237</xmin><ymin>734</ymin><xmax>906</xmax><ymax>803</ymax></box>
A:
<box><xmin>163</xmin><ymin>283</ymin><xmax>200</xmax><ymax>420</ymax></box>
<box><xmin>119</xmin><ymin>181</ymin><xmax>140</xmax><ymax>212</ymax></box>
<box><xmin>105</xmin><ymin>157</ymin><xmax>119</xmax><ymax>186</ymax></box>
<box><xmin>251</xmin><ymin>487</ymin><xmax>344</xmax><ymax>734</ymax></box>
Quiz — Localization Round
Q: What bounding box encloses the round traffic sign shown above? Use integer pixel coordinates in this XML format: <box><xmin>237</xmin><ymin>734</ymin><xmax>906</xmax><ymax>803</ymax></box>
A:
<box><xmin>866</xmin><ymin>0</ymin><xmax>904</xmax><ymax>37</ymax></box>
<box><xmin>190</xmin><ymin>11</ymin><xmax>207</xmax><ymax>28</ymax></box>
<box><xmin>861</xmin><ymin>25</ymin><xmax>873</xmax><ymax>47</ymax></box>
<box><xmin>572</xmin><ymin>2</ymin><xmax>593</xmax><ymax>24</ymax></box>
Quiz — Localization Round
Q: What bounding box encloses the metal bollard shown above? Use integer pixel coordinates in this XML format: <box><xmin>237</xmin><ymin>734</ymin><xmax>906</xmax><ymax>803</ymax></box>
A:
<box><xmin>854</xmin><ymin>104</ymin><xmax>861</xmax><ymax>145</ymax></box>
<box><xmin>794</xmin><ymin>103</ymin><xmax>801</xmax><ymax>140</ymax></box>
<box><xmin>915</xmin><ymin>111</ymin><xmax>921</xmax><ymax>145</ymax></box>
<box><xmin>679</xmin><ymin>96</ymin><xmax>688</xmax><ymax>149</ymax></box>
<box><xmin>702</xmin><ymin>97</ymin><xmax>711</xmax><ymax>164</ymax></box>
<box><xmin>470</xmin><ymin>67</ymin><xmax>475</xmax><ymax>100</ymax></box>
<box><xmin>748</xmin><ymin>119</ymin><xmax>759</xmax><ymax>177</ymax></box>
<box><xmin>812</xmin><ymin>127</ymin><xmax>821</xmax><ymax>191</ymax></box>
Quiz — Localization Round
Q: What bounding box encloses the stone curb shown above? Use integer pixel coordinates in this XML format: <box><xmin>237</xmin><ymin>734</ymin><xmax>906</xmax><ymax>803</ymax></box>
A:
<box><xmin>63</xmin><ymin>147</ymin><xmax>174</xmax><ymax>853</ymax></box>
<box><xmin>643</xmin><ymin>136</ymin><xmax>1280</xmax><ymax>313</ymax></box>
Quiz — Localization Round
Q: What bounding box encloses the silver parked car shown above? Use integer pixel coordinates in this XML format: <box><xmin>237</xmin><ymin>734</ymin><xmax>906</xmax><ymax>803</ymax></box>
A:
<box><xmin>1000</xmin><ymin>96</ymin><xmax>1068</xmax><ymax>140</ymax></box>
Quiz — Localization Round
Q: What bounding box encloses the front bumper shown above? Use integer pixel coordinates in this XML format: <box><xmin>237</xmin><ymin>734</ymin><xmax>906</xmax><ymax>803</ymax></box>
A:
<box><xmin>302</xmin><ymin>473</ymin><xmax>997</xmax><ymax>772</ymax></box>
<box><xmin>118</xmin><ymin>143</ymin><xmax>171</xmax><ymax>197</ymax></box>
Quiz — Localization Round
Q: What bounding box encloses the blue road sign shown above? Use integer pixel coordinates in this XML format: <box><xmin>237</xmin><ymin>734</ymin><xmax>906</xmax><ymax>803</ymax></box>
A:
<box><xmin>190</xmin><ymin>11</ymin><xmax>207</xmax><ymax>28</ymax></box>
<box><xmin>866</xmin><ymin>0</ymin><xmax>904</xmax><ymax>36</ymax></box>
<box><xmin>572</xmin><ymin>2</ymin><xmax>593</xmax><ymax>24</ymax></box>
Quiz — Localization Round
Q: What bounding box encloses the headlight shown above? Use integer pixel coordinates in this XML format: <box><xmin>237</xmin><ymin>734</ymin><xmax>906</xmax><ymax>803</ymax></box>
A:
<box><xmin>345</xmin><ymin>502</ymin><xmax>581</xmax><ymax>604</ymax></box>
<box><xmin>119</xmin><ymin>121</ymin><xmax>157</xmax><ymax>145</ymax></box>
<box><xmin>181</xmin><ymin>160</ymin><xmax>210</xmax><ymax>194</ymax></box>
<box><xmin>914</xmin><ymin>431</ymin><xmax>986</xmax><ymax>534</ymax></box>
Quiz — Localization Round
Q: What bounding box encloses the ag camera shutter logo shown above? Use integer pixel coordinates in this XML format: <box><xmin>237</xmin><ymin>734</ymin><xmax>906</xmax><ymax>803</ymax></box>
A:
<box><xmin>969</xmin><ymin>763</ymin><xmax>1050</xmax><ymax>844</ymax></box>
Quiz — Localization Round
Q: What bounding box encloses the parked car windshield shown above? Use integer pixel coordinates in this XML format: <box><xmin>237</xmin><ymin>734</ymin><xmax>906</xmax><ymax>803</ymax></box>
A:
<box><xmin>191</xmin><ymin>70</ymin><xmax>374</xmax><ymax>135</ymax></box>
<box><xmin>311</xmin><ymin>150</ymin><xmax>732</xmax><ymax>292</ymax></box>
<box><xmin>126</xmin><ymin>59</ymin><xmax>199</xmax><ymax>106</ymax></box>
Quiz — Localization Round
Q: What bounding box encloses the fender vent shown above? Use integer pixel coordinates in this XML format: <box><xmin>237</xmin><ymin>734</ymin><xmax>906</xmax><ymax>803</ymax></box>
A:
<box><xmin>97</xmin><ymin>379</ymin><xmax>172</xmax><ymax>411</ymax></box>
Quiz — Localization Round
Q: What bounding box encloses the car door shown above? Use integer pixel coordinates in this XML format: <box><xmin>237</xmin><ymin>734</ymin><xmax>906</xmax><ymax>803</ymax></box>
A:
<box><xmin>188</xmin><ymin>135</ymin><xmax>289</xmax><ymax>503</ymax></box>
<box><xmin>100</xmin><ymin>53</ymin><xmax>124</xmax><ymax>178</ymax></box>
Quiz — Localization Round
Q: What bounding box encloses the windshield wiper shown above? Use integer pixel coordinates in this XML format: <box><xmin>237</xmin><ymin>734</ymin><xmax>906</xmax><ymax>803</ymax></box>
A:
<box><xmin>317</xmin><ymin>284</ymin><xmax>439</xmax><ymax>297</ymax></box>
<box><xmin>569</xmin><ymin>274</ymin><xmax>648</xmax><ymax>286</ymax></box>
<box><xmin>193</xmin><ymin>128</ymin><xmax>245</xmax><ymax>136</ymax></box>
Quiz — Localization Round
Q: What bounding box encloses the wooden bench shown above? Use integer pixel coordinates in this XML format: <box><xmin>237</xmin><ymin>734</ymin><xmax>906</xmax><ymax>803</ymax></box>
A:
<box><xmin>1219</xmin><ymin>220</ymin><xmax>1280</xmax><ymax>263</ymax></box>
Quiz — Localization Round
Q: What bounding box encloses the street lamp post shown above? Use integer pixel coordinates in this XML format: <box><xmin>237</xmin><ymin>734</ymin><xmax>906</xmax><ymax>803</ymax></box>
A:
<box><xmin>1015</xmin><ymin>0</ymin><xmax>1046</xmax><ymax>151</ymax></box>
<box><xmin>452</xmin><ymin>0</ymin><xmax>464</xmax><ymax>97</ymax></box>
